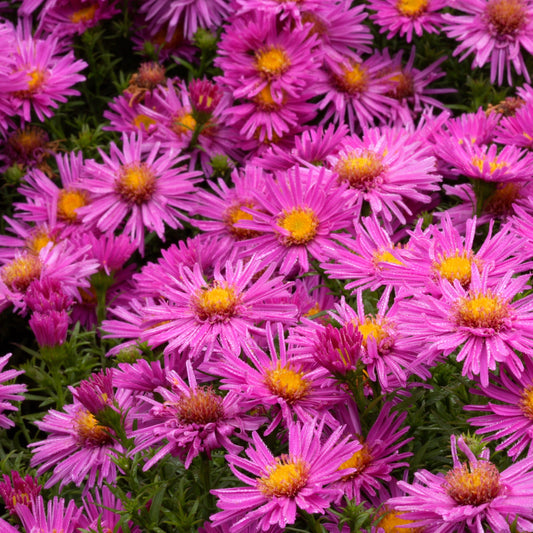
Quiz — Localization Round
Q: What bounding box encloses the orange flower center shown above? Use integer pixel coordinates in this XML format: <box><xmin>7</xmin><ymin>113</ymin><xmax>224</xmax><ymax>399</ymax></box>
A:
<box><xmin>74</xmin><ymin>409</ymin><xmax>113</xmax><ymax>446</ymax></box>
<box><xmin>485</xmin><ymin>0</ymin><xmax>527</xmax><ymax>35</ymax></box>
<box><xmin>116</xmin><ymin>163</ymin><xmax>156</xmax><ymax>204</ymax></box>
<box><xmin>223</xmin><ymin>201</ymin><xmax>260</xmax><ymax>239</ymax></box>
<box><xmin>339</xmin><ymin>442</ymin><xmax>373</xmax><ymax>478</ymax></box>
<box><xmin>172</xmin><ymin>112</ymin><xmax>196</xmax><ymax>137</ymax></box>
<box><xmin>193</xmin><ymin>283</ymin><xmax>240</xmax><ymax>322</ymax></box>
<box><xmin>397</xmin><ymin>0</ymin><xmax>428</xmax><ymax>17</ymax></box>
<box><xmin>255</xmin><ymin>47</ymin><xmax>291</xmax><ymax>77</ymax></box>
<box><xmin>57</xmin><ymin>188</ymin><xmax>88</xmax><ymax>222</ymax></box>
<box><xmin>454</xmin><ymin>292</ymin><xmax>510</xmax><ymax>330</ymax></box>
<box><xmin>70</xmin><ymin>3</ymin><xmax>98</xmax><ymax>23</ymax></box>
<box><xmin>435</xmin><ymin>251</ymin><xmax>477</xmax><ymax>286</ymax></box>
<box><xmin>257</xmin><ymin>455</ymin><xmax>310</xmax><ymax>498</ymax></box>
<box><xmin>1</xmin><ymin>254</ymin><xmax>42</xmax><ymax>292</ymax></box>
<box><xmin>518</xmin><ymin>385</ymin><xmax>533</xmax><ymax>420</ymax></box>
<box><xmin>445</xmin><ymin>460</ymin><xmax>501</xmax><ymax>506</ymax></box>
<box><xmin>264</xmin><ymin>362</ymin><xmax>310</xmax><ymax>404</ymax></box>
<box><xmin>175</xmin><ymin>387</ymin><xmax>224</xmax><ymax>425</ymax></box>
<box><xmin>335</xmin><ymin>150</ymin><xmax>385</xmax><ymax>190</ymax></box>
<box><xmin>277</xmin><ymin>207</ymin><xmax>318</xmax><ymax>245</ymax></box>
<box><xmin>334</xmin><ymin>62</ymin><xmax>368</xmax><ymax>95</ymax></box>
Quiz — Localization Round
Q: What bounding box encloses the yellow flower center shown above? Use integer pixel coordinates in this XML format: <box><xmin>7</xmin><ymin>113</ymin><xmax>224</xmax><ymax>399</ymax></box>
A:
<box><xmin>357</xmin><ymin>317</ymin><xmax>388</xmax><ymax>346</ymax></box>
<box><xmin>57</xmin><ymin>188</ymin><xmax>88</xmax><ymax>222</ymax></box>
<box><xmin>70</xmin><ymin>3</ymin><xmax>98</xmax><ymax>23</ymax></box>
<box><xmin>74</xmin><ymin>409</ymin><xmax>113</xmax><ymax>446</ymax></box>
<box><xmin>335</xmin><ymin>150</ymin><xmax>385</xmax><ymax>190</ymax></box>
<box><xmin>172</xmin><ymin>112</ymin><xmax>197</xmax><ymax>136</ymax></box>
<box><xmin>264</xmin><ymin>362</ymin><xmax>311</xmax><ymax>404</ymax></box>
<box><xmin>257</xmin><ymin>455</ymin><xmax>310</xmax><ymax>498</ymax></box>
<box><xmin>133</xmin><ymin>113</ymin><xmax>156</xmax><ymax>129</ymax></box>
<box><xmin>277</xmin><ymin>207</ymin><xmax>318</xmax><ymax>245</ymax></box>
<box><xmin>339</xmin><ymin>442</ymin><xmax>373</xmax><ymax>478</ymax></box>
<box><xmin>27</xmin><ymin>69</ymin><xmax>47</xmax><ymax>92</ymax></box>
<box><xmin>223</xmin><ymin>202</ymin><xmax>260</xmax><ymax>239</ymax></box>
<box><xmin>26</xmin><ymin>227</ymin><xmax>54</xmax><ymax>255</ymax></box>
<box><xmin>518</xmin><ymin>386</ymin><xmax>533</xmax><ymax>420</ymax></box>
<box><xmin>9</xmin><ymin>127</ymin><xmax>47</xmax><ymax>155</ymax></box>
<box><xmin>454</xmin><ymin>292</ymin><xmax>510</xmax><ymax>330</ymax></box>
<box><xmin>116</xmin><ymin>163</ymin><xmax>156</xmax><ymax>204</ymax></box>
<box><xmin>435</xmin><ymin>251</ymin><xmax>476</xmax><ymax>286</ymax></box>
<box><xmin>397</xmin><ymin>0</ymin><xmax>428</xmax><ymax>16</ymax></box>
<box><xmin>254</xmin><ymin>83</ymin><xmax>281</xmax><ymax>111</ymax></box>
<box><xmin>175</xmin><ymin>387</ymin><xmax>224</xmax><ymax>425</ymax></box>
<box><xmin>376</xmin><ymin>508</ymin><xmax>421</xmax><ymax>532</ymax></box>
<box><xmin>1</xmin><ymin>254</ymin><xmax>42</xmax><ymax>292</ymax></box>
<box><xmin>255</xmin><ymin>47</ymin><xmax>291</xmax><ymax>77</ymax></box>
<box><xmin>335</xmin><ymin>62</ymin><xmax>368</xmax><ymax>95</ymax></box>
<box><xmin>194</xmin><ymin>283</ymin><xmax>240</xmax><ymax>322</ymax></box>
<box><xmin>471</xmin><ymin>155</ymin><xmax>507</xmax><ymax>175</ymax></box>
<box><xmin>304</xmin><ymin>301</ymin><xmax>321</xmax><ymax>317</ymax></box>
<box><xmin>373</xmin><ymin>249</ymin><xmax>402</xmax><ymax>266</ymax></box>
<box><xmin>445</xmin><ymin>461</ymin><xmax>501</xmax><ymax>506</ymax></box>
<box><xmin>388</xmin><ymin>71</ymin><xmax>415</xmax><ymax>99</ymax></box>
<box><xmin>485</xmin><ymin>0</ymin><xmax>527</xmax><ymax>35</ymax></box>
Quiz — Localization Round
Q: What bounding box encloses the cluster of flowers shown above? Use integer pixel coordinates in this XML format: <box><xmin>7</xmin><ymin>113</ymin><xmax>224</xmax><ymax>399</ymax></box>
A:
<box><xmin>2</xmin><ymin>0</ymin><xmax>533</xmax><ymax>532</ymax></box>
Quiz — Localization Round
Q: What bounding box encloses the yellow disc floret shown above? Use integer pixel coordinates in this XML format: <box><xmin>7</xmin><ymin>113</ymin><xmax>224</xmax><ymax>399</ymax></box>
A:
<box><xmin>485</xmin><ymin>0</ymin><xmax>527</xmax><ymax>35</ymax></box>
<box><xmin>335</xmin><ymin>150</ymin><xmax>385</xmax><ymax>190</ymax></box>
<box><xmin>445</xmin><ymin>460</ymin><xmax>501</xmax><ymax>506</ymax></box>
<box><xmin>116</xmin><ymin>163</ymin><xmax>156</xmax><ymax>204</ymax></box>
<box><xmin>454</xmin><ymin>292</ymin><xmax>510</xmax><ymax>330</ymax></box>
<box><xmin>194</xmin><ymin>282</ymin><xmax>240</xmax><ymax>322</ymax></box>
<box><xmin>57</xmin><ymin>188</ymin><xmax>88</xmax><ymax>222</ymax></box>
<box><xmin>255</xmin><ymin>46</ymin><xmax>291</xmax><ymax>77</ymax></box>
<box><xmin>277</xmin><ymin>207</ymin><xmax>318</xmax><ymax>245</ymax></box>
<box><xmin>264</xmin><ymin>362</ymin><xmax>311</xmax><ymax>404</ymax></box>
<box><xmin>397</xmin><ymin>0</ymin><xmax>428</xmax><ymax>17</ymax></box>
<box><xmin>257</xmin><ymin>455</ymin><xmax>310</xmax><ymax>498</ymax></box>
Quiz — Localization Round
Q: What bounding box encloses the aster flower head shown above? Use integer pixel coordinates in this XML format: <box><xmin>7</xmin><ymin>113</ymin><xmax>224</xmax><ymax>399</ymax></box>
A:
<box><xmin>73</xmin><ymin>368</ymin><xmax>115</xmax><ymax>417</ymax></box>
<box><xmin>327</xmin><ymin>126</ymin><xmax>440</xmax><ymax>227</ymax></box>
<box><xmin>389</xmin><ymin>435</ymin><xmax>533</xmax><ymax>532</ymax></box>
<box><xmin>443</xmin><ymin>0</ymin><xmax>533</xmax><ymax>85</ymax></box>
<box><xmin>401</xmin><ymin>265</ymin><xmax>533</xmax><ymax>387</ymax></box>
<box><xmin>24</xmin><ymin>276</ymin><xmax>73</xmax><ymax>313</ymax></box>
<box><xmin>7</xmin><ymin>21</ymin><xmax>87</xmax><ymax>122</ymax></box>
<box><xmin>29</xmin><ymin>309</ymin><xmax>70</xmax><ymax>348</ymax></box>
<box><xmin>467</xmin><ymin>358</ymin><xmax>533</xmax><ymax>459</ymax></box>
<box><xmin>233</xmin><ymin>165</ymin><xmax>354</xmax><ymax>275</ymax></box>
<box><xmin>122</xmin><ymin>256</ymin><xmax>297</xmax><ymax>361</ymax></box>
<box><xmin>131</xmin><ymin>361</ymin><xmax>263</xmax><ymax>470</ymax></box>
<box><xmin>16</xmin><ymin>496</ymin><xmax>84</xmax><ymax>533</ymax></box>
<box><xmin>80</xmin><ymin>132</ymin><xmax>202</xmax><ymax>254</ymax></box>
<box><xmin>211</xmin><ymin>322</ymin><xmax>349</xmax><ymax>434</ymax></box>
<box><xmin>333</xmin><ymin>401</ymin><xmax>412</xmax><ymax>502</ymax></box>
<box><xmin>210</xmin><ymin>417</ymin><xmax>361</xmax><ymax>532</ymax></box>
<box><xmin>494</xmin><ymin>98</ymin><xmax>533</xmax><ymax>147</ymax></box>
<box><xmin>0</xmin><ymin>471</ymin><xmax>41</xmax><ymax>515</ymax></box>
<box><xmin>369</xmin><ymin>0</ymin><xmax>445</xmax><ymax>41</ymax></box>
<box><xmin>29</xmin><ymin>391</ymin><xmax>131</xmax><ymax>492</ymax></box>
<box><xmin>0</xmin><ymin>353</ymin><xmax>26</xmax><ymax>429</ymax></box>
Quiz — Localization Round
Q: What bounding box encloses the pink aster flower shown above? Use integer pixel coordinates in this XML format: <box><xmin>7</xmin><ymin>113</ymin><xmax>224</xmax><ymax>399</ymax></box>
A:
<box><xmin>6</xmin><ymin>21</ymin><xmax>87</xmax><ymax>122</ymax></box>
<box><xmin>216</xmin><ymin>13</ymin><xmax>321</xmax><ymax>105</ymax></box>
<box><xmin>29</xmin><ymin>392</ymin><xmax>130</xmax><ymax>492</ymax></box>
<box><xmin>316</xmin><ymin>51</ymin><xmax>399</xmax><ymax>132</ymax></box>
<box><xmin>80</xmin><ymin>486</ymin><xmax>141</xmax><ymax>533</ymax></box>
<box><xmin>443</xmin><ymin>0</ymin><xmax>533</xmax><ymax>85</ymax></box>
<box><xmin>332</xmin><ymin>401</ymin><xmax>412</xmax><ymax>502</ymax></box>
<box><xmin>466</xmin><ymin>358</ymin><xmax>533</xmax><ymax>459</ymax></box>
<box><xmin>103</xmin><ymin>93</ymin><xmax>159</xmax><ymax>136</ymax></box>
<box><xmin>400</xmin><ymin>265</ymin><xmax>533</xmax><ymax>387</ymax></box>
<box><xmin>16</xmin><ymin>496</ymin><xmax>84</xmax><ymax>533</ymax></box>
<box><xmin>37</xmin><ymin>0</ymin><xmax>120</xmax><ymax>39</ymax></box>
<box><xmin>389</xmin><ymin>435</ymin><xmax>533</xmax><ymax>532</ymax></box>
<box><xmin>369</xmin><ymin>0</ymin><xmax>445</xmax><ymax>42</ymax></box>
<box><xmin>131</xmin><ymin>361</ymin><xmax>263</xmax><ymax>470</ymax></box>
<box><xmin>0</xmin><ymin>471</ymin><xmax>41</xmax><ymax>515</ymax></box>
<box><xmin>233</xmin><ymin>165</ymin><xmax>353</xmax><ymax>275</ymax></box>
<box><xmin>321</xmin><ymin>216</ymin><xmax>408</xmax><ymax>293</ymax></box>
<box><xmin>139</xmin><ymin>0</ymin><xmax>230</xmax><ymax>41</ymax></box>
<box><xmin>210</xmin><ymin>417</ymin><xmax>361</xmax><ymax>532</ymax></box>
<box><xmin>114</xmin><ymin>256</ymin><xmax>297</xmax><ymax>361</ymax></box>
<box><xmin>326</xmin><ymin>125</ymin><xmax>440</xmax><ymax>227</ymax></box>
<box><xmin>15</xmin><ymin>151</ymin><xmax>91</xmax><ymax>234</ymax></box>
<box><xmin>79</xmin><ymin>132</ymin><xmax>202</xmax><ymax>254</ymax></box>
<box><xmin>0</xmin><ymin>354</ymin><xmax>26</xmax><ymax>429</ymax></box>
<box><xmin>211</xmin><ymin>323</ymin><xmax>350</xmax><ymax>434</ymax></box>
<box><xmin>494</xmin><ymin>98</ymin><xmax>533</xmax><ymax>148</ymax></box>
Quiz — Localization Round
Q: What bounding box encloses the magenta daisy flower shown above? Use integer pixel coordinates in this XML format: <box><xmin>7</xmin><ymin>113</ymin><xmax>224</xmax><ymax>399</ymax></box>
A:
<box><xmin>131</xmin><ymin>361</ymin><xmax>263</xmax><ymax>470</ymax></box>
<box><xmin>232</xmin><ymin>165</ymin><xmax>353</xmax><ymax>275</ymax></box>
<box><xmin>466</xmin><ymin>358</ymin><xmax>533</xmax><ymax>459</ymax></box>
<box><xmin>0</xmin><ymin>354</ymin><xmax>26</xmax><ymax>429</ymax></box>
<box><xmin>16</xmin><ymin>496</ymin><xmax>84</xmax><ymax>533</ymax></box>
<box><xmin>494</xmin><ymin>98</ymin><xmax>533</xmax><ymax>148</ymax></box>
<box><xmin>80</xmin><ymin>133</ymin><xmax>202</xmax><ymax>254</ymax></box>
<box><xmin>389</xmin><ymin>435</ymin><xmax>533</xmax><ymax>532</ymax></box>
<box><xmin>103</xmin><ymin>93</ymin><xmax>159</xmax><ymax>136</ymax></box>
<box><xmin>369</xmin><ymin>0</ymin><xmax>445</xmax><ymax>42</ymax></box>
<box><xmin>443</xmin><ymin>0</ymin><xmax>533</xmax><ymax>85</ymax></box>
<box><xmin>401</xmin><ymin>266</ymin><xmax>533</xmax><ymax>387</ymax></box>
<box><xmin>321</xmin><ymin>216</ymin><xmax>408</xmax><ymax>293</ymax></box>
<box><xmin>0</xmin><ymin>471</ymin><xmax>41</xmax><ymax>515</ymax></box>
<box><xmin>210</xmin><ymin>323</ymin><xmax>350</xmax><ymax>434</ymax></box>
<box><xmin>332</xmin><ymin>401</ymin><xmax>412</xmax><ymax>502</ymax></box>
<box><xmin>119</xmin><ymin>257</ymin><xmax>297</xmax><ymax>361</ymax></box>
<box><xmin>326</xmin><ymin>125</ymin><xmax>440</xmax><ymax>226</ymax></box>
<box><xmin>6</xmin><ymin>21</ymin><xmax>87</xmax><ymax>121</ymax></box>
<box><xmin>29</xmin><ymin>392</ymin><xmax>130</xmax><ymax>492</ymax></box>
<box><xmin>139</xmin><ymin>0</ymin><xmax>230</xmax><ymax>41</ymax></box>
<box><xmin>216</xmin><ymin>12</ymin><xmax>321</xmax><ymax>105</ymax></box>
<box><xmin>317</xmin><ymin>52</ymin><xmax>399</xmax><ymax>131</ymax></box>
<box><xmin>210</xmin><ymin>417</ymin><xmax>361</xmax><ymax>532</ymax></box>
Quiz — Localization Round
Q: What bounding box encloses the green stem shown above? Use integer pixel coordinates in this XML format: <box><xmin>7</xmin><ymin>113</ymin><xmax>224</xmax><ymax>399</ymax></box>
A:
<box><xmin>199</xmin><ymin>452</ymin><xmax>214</xmax><ymax>513</ymax></box>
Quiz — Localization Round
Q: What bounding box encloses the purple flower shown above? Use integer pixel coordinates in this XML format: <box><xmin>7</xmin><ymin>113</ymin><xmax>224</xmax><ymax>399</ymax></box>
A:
<box><xmin>0</xmin><ymin>353</ymin><xmax>26</xmax><ymax>429</ymax></box>
<box><xmin>389</xmin><ymin>435</ymin><xmax>533</xmax><ymax>532</ymax></box>
<box><xmin>16</xmin><ymin>496</ymin><xmax>84</xmax><ymax>533</ymax></box>
<box><xmin>210</xmin><ymin>417</ymin><xmax>361</xmax><ymax>532</ymax></box>
<box><xmin>0</xmin><ymin>471</ymin><xmax>41</xmax><ymax>515</ymax></box>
